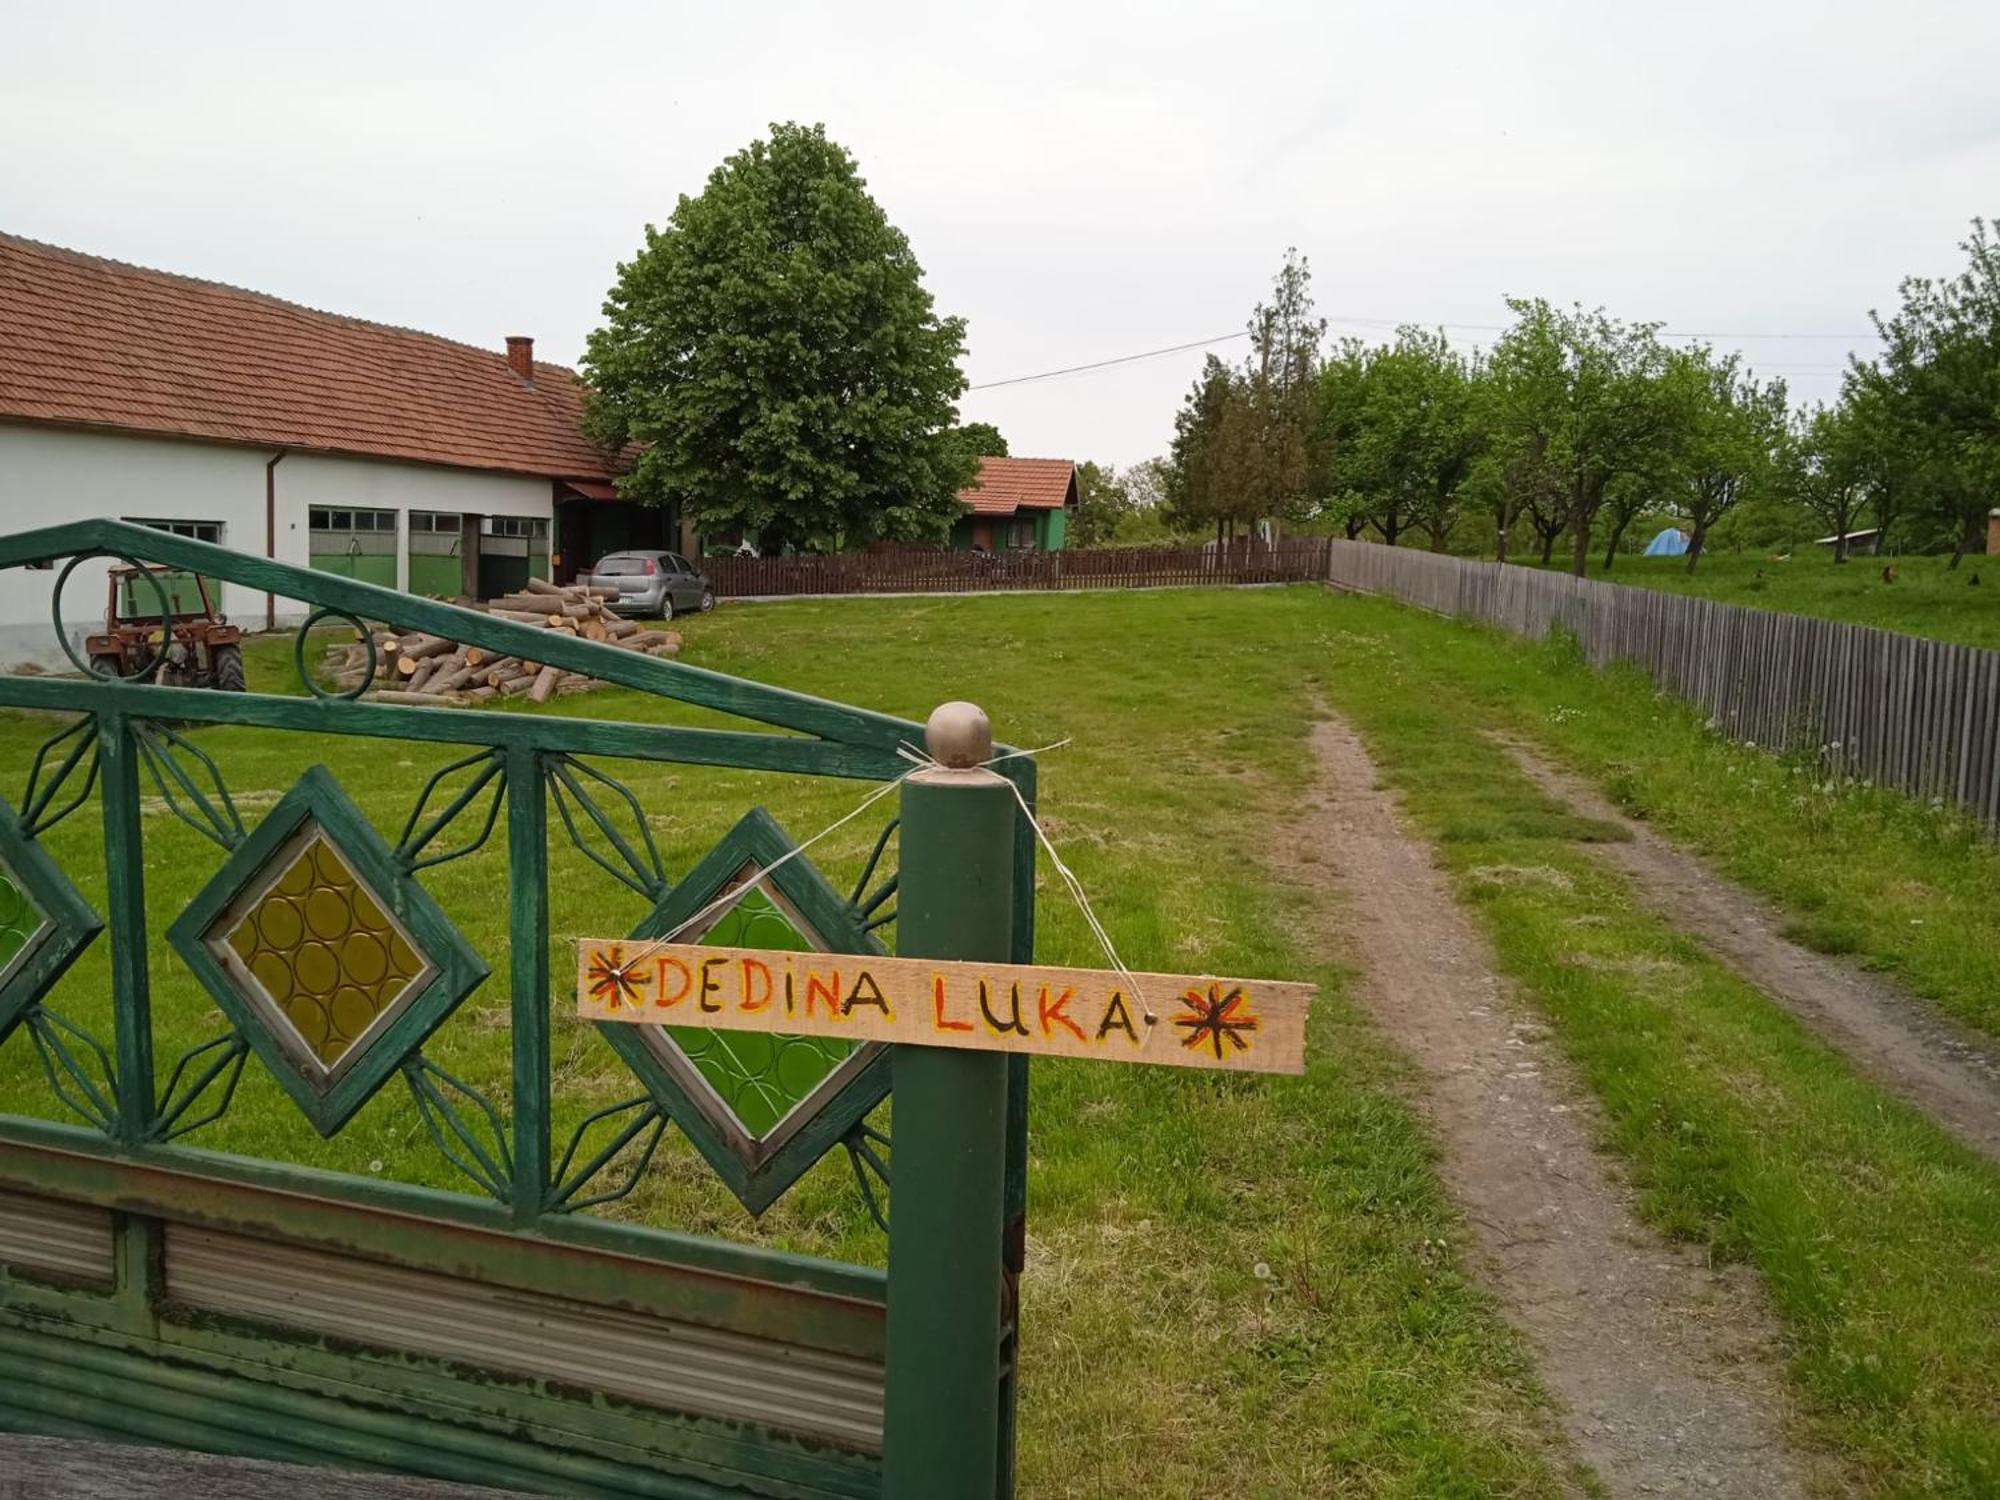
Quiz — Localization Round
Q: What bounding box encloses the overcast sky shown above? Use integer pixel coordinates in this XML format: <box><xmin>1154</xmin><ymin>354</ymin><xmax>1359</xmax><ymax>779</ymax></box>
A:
<box><xmin>4</xmin><ymin>1</ymin><xmax>1996</xmax><ymax>468</ymax></box>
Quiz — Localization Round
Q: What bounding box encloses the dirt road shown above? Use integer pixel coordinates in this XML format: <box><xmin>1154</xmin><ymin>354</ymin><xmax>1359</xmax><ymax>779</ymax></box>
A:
<box><xmin>1284</xmin><ymin>714</ymin><xmax>1819</xmax><ymax>1499</ymax></box>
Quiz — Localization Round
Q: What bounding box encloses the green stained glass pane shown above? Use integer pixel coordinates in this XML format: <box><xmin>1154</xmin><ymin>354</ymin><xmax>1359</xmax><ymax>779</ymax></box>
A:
<box><xmin>0</xmin><ymin>858</ymin><xmax>53</xmax><ymax>985</ymax></box>
<box><xmin>659</xmin><ymin>886</ymin><xmax>853</xmax><ymax>1140</ymax></box>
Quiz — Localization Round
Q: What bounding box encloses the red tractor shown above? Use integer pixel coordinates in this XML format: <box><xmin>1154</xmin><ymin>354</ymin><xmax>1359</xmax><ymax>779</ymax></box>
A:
<box><xmin>84</xmin><ymin>565</ymin><xmax>247</xmax><ymax>691</ymax></box>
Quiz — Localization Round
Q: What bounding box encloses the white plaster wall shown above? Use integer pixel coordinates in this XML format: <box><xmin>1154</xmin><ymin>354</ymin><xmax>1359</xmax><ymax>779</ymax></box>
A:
<box><xmin>0</xmin><ymin>425</ymin><xmax>553</xmax><ymax>669</ymax></box>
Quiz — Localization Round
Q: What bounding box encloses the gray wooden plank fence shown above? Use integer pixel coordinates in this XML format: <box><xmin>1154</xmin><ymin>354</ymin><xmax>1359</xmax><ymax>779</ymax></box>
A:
<box><xmin>1326</xmin><ymin>541</ymin><xmax>2000</xmax><ymax>827</ymax></box>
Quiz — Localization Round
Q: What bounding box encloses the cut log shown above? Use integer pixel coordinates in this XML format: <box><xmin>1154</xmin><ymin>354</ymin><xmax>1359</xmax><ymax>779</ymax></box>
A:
<box><xmin>499</xmin><ymin>675</ymin><xmax>537</xmax><ymax>696</ymax></box>
<box><xmin>485</xmin><ymin>609</ymin><xmax>549</xmax><ymax>626</ymax></box>
<box><xmin>399</xmin><ymin>635</ymin><xmax>456</xmax><ymax>662</ymax></box>
<box><xmin>579</xmin><ymin>619</ymin><xmax>608</xmax><ymax>642</ymax></box>
<box><xmin>423</xmin><ymin>663</ymin><xmax>476</xmax><ymax>695</ymax></box>
<box><xmin>603</xmin><ymin>618</ymin><xmax>640</xmax><ymax>638</ymax></box>
<box><xmin>465</xmin><ymin>685</ymin><xmax>499</xmax><ymax>702</ymax></box>
<box><xmin>522</xmin><ymin>577</ymin><xmax>565</xmax><ymax>596</ymax></box>
<box><xmin>406</xmin><ymin>657</ymin><xmax>440</xmax><ymax>692</ymax></box>
<box><xmin>527</xmin><ymin>664</ymin><xmax>561</xmax><ymax>704</ymax></box>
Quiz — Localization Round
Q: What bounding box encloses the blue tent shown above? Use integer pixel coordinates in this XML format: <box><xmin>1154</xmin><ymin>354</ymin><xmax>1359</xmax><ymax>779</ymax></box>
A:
<box><xmin>1642</xmin><ymin>527</ymin><xmax>1689</xmax><ymax>557</ymax></box>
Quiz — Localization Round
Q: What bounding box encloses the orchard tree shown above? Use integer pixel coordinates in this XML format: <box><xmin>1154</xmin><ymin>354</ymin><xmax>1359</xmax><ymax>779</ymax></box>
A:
<box><xmin>1789</xmin><ymin>404</ymin><xmax>1869</xmax><ymax>561</ymax></box>
<box><xmin>1866</xmin><ymin>218</ymin><xmax>2000</xmax><ymax>565</ymax></box>
<box><xmin>583</xmin><ymin>123</ymin><xmax>973</xmax><ymax>551</ymax></box>
<box><xmin>1316</xmin><ymin>329</ymin><xmax>1483</xmax><ymax>550</ymax></box>
<box><xmin>1665</xmin><ymin>347</ymin><xmax>1787</xmax><ymax>573</ymax></box>
<box><xmin>1488</xmin><ymin>300</ymin><xmax>1674</xmax><ymax>575</ymax></box>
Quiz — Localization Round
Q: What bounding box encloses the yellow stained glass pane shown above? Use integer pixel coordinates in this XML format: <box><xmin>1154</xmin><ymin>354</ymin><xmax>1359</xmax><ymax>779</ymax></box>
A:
<box><xmin>217</xmin><ymin>832</ymin><xmax>429</xmax><ymax>1070</ymax></box>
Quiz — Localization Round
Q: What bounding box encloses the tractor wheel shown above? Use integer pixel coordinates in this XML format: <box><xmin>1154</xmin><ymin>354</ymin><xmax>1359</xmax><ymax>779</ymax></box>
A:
<box><xmin>88</xmin><ymin>653</ymin><xmax>127</xmax><ymax>680</ymax></box>
<box><xmin>210</xmin><ymin>644</ymin><xmax>247</xmax><ymax>692</ymax></box>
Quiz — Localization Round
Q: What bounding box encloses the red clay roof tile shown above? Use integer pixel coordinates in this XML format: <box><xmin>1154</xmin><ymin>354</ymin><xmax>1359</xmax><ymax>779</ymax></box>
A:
<box><xmin>957</xmin><ymin>455</ymin><xmax>1076</xmax><ymax>516</ymax></box>
<box><xmin>0</xmin><ymin>232</ymin><xmax>618</xmax><ymax>480</ymax></box>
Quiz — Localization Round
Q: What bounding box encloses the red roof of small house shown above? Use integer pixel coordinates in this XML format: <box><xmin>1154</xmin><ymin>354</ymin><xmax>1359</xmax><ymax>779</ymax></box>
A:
<box><xmin>0</xmin><ymin>231</ymin><xmax>619</xmax><ymax>481</ymax></box>
<box><xmin>958</xmin><ymin>456</ymin><xmax>1077</xmax><ymax>516</ymax></box>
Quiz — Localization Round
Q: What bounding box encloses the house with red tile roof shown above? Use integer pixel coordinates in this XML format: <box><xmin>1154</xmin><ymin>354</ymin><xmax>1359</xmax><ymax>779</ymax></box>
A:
<box><xmin>0</xmin><ymin>232</ymin><xmax>650</xmax><ymax>664</ymax></box>
<box><xmin>953</xmin><ymin>456</ymin><xmax>1077</xmax><ymax>552</ymax></box>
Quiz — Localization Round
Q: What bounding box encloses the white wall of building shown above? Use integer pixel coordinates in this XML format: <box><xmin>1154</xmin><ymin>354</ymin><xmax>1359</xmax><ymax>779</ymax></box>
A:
<box><xmin>0</xmin><ymin>423</ymin><xmax>552</xmax><ymax>669</ymax></box>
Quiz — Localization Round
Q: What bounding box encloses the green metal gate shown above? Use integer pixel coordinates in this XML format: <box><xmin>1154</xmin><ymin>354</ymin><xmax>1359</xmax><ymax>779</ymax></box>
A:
<box><xmin>0</xmin><ymin>522</ymin><xmax>1034</xmax><ymax>1498</ymax></box>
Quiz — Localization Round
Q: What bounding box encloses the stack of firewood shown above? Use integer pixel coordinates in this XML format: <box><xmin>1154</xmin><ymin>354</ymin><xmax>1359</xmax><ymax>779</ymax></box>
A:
<box><xmin>317</xmin><ymin>578</ymin><xmax>682</xmax><ymax>706</ymax></box>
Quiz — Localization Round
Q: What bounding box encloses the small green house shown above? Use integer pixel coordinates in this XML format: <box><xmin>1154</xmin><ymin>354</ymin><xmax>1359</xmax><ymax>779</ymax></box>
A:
<box><xmin>950</xmin><ymin>456</ymin><xmax>1077</xmax><ymax>552</ymax></box>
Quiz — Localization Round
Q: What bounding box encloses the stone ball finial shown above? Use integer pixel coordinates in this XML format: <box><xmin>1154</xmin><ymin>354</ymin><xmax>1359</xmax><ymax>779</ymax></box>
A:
<box><xmin>925</xmin><ymin>701</ymin><xmax>993</xmax><ymax>769</ymax></box>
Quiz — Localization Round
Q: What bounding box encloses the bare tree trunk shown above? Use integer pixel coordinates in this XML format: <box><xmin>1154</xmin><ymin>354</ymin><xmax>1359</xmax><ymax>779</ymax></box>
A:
<box><xmin>1685</xmin><ymin>524</ymin><xmax>1709</xmax><ymax>575</ymax></box>
<box><xmin>1538</xmin><ymin>527</ymin><xmax>1558</xmax><ymax>565</ymax></box>
<box><xmin>1950</xmin><ymin>510</ymin><xmax>1982</xmax><ymax>569</ymax></box>
<box><xmin>1570</xmin><ymin>520</ymin><xmax>1592</xmax><ymax>577</ymax></box>
<box><xmin>1495</xmin><ymin>524</ymin><xmax>1509</xmax><ymax>564</ymax></box>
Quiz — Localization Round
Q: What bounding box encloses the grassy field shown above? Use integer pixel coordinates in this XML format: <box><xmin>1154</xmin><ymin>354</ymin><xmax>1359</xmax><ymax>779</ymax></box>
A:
<box><xmin>0</xmin><ymin>593</ymin><xmax>1570</xmax><ymax>1500</ymax></box>
<box><xmin>6</xmin><ymin>584</ymin><xmax>2000</xmax><ymax>1495</ymax></box>
<box><xmin>1572</xmin><ymin>552</ymin><xmax>2000</xmax><ymax>651</ymax></box>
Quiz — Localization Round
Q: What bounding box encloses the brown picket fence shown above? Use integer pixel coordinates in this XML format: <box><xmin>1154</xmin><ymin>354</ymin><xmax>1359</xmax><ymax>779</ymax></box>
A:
<box><xmin>703</xmin><ymin>538</ymin><xmax>1335</xmax><ymax>597</ymax></box>
<box><xmin>1327</xmin><ymin>540</ymin><xmax>2000</xmax><ymax>828</ymax></box>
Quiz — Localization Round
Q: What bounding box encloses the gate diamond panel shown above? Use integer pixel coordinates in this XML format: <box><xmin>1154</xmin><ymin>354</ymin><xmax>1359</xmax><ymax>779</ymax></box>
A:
<box><xmin>597</xmin><ymin>807</ymin><xmax>890</xmax><ymax>1214</ymax></box>
<box><xmin>168</xmin><ymin>765</ymin><xmax>488</xmax><ymax>1135</ymax></box>
<box><xmin>0</xmin><ymin>801</ymin><xmax>104</xmax><ymax>1047</ymax></box>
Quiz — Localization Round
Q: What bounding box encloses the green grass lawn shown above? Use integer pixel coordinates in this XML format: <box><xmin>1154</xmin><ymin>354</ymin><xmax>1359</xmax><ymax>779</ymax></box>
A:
<box><xmin>0</xmin><ymin>593</ymin><xmax>1570</xmax><ymax>1500</ymax></box>
<box><xmin>9</xmin><ymin>584</ymin><xmax>2000</xmax><ymax>1496</ymax></box>
<box><xmin>1567</xmin><ymin>551</ymin><xmax>2000</xmax><ymax>651</ymax></box>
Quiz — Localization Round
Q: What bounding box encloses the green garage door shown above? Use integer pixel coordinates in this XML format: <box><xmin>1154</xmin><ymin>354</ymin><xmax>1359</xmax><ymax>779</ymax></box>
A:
<box><xmin>406</xmin><ymin>511</ymin><xmax>462</xmax><ymax>598</ymax></box>
<box><xmin>308</xmin><ymin>508</ymin><xmax>397</xmax><ymax>587</ymax></box>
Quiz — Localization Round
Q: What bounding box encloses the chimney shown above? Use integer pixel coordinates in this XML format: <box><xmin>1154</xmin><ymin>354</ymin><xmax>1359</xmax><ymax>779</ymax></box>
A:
<box><xmin>505</xmin><ymin>335</ymin><xmax>534</xmax><ymax>381</ymax></box>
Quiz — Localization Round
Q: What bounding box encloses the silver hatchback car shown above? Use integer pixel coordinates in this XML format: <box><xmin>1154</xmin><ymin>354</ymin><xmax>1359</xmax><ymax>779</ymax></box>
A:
<box><xmin>585</xmin><ymin>550</ymin><xmax>715</xmax><ymax>619</ymax></box>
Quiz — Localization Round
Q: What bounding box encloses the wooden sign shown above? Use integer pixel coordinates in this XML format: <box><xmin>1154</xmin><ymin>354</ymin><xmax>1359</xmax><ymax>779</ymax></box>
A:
<box><xmin>577</xmin><ymin>940</ymin><xmax>1313</xmax><ymax>1075</ymax></box>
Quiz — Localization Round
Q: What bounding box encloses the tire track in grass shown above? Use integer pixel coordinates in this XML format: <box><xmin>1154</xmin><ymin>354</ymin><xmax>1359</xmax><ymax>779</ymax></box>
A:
<box><xmin>1289</xmin><ymin>713</ymin><xmax>1816</xmax><ymax>1500</ymax></box>
<box><xmin>1504</xmin><ymin>738</ymin><xmax>2000</xmax><ymax>1167</ymax></box>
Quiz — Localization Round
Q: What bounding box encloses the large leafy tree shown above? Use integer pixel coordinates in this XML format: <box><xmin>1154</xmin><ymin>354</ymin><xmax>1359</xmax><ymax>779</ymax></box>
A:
<box><xmin>583</xmin><ymin>123</ymin><xmax>973</xmax><ymax>551</ymax></box>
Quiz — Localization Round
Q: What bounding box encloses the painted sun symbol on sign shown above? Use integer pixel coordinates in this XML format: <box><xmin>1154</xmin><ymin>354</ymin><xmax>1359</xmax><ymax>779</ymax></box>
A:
<box><xmin>587</xmin><ymin>944</ymin><xmax>645</xmax><ymax>1009</ymax></box>
<box><xmin>1173</xmin><ymin>981</ymin><xmax>1260</xmax><ymax>1059</ymax></box>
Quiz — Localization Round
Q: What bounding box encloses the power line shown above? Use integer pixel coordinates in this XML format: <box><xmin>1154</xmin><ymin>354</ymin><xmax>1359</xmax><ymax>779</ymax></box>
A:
<box><xmin>967</xmin><ymin>317</ymin><xmax>1880</xmax><ymax>393</ymax></box>
<box><xmin>967</xmin><ymin>331</ymin><xmax>1249</xmax><ymax>390</ymax></box>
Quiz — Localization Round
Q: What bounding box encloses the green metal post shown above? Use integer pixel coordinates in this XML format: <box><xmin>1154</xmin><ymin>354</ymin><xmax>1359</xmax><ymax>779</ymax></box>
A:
<box><xmin>507</xmin><ymin>746</ymin><xmax>550</xmax><ymax>1222</ymax></box>
<box><xmin>884</xmin><ymin>703</ymin><xmax>1016</xmax><ymax>1500</ymax></box>
<box><xmin>99</xmin><ymin>711</ymin><xmax>155</xmax><ymax>1143</ymax></box>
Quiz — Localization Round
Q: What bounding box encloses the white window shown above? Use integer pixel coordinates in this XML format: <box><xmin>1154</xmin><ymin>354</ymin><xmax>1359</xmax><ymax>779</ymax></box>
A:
<box><xmin>310</xmin><ymin>507</ymin><xmax>395</xmax><ymax>533</ymax></box>
<box><xmin>484</xmin><ymin>516</ymin><xmax>550</xmax><ymax>541</ymax></box>
<box><xmin>408</xmin><ymin>511</ymin><xmax>460</xmax><ymax>534</ymax></box>
<box><xmin>128</xmin><ymin>517</ymin><xmax>224</xmax><ymax>544</ymax></box>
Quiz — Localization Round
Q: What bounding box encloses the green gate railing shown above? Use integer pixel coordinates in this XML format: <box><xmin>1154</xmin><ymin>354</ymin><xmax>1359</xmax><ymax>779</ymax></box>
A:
<box><xmin>0</xmin><ymin>520</ymin><xmax>1035</xmax><ymax>1499</ymax></box>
